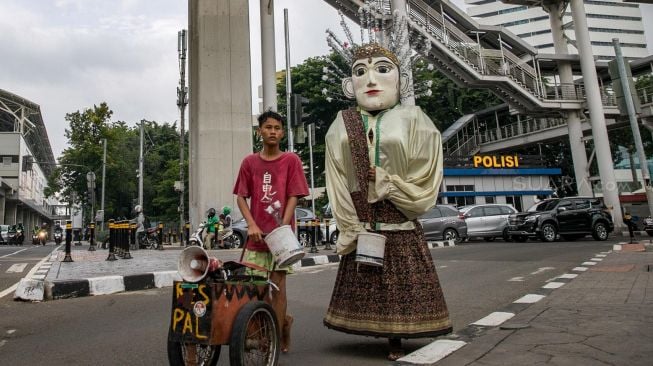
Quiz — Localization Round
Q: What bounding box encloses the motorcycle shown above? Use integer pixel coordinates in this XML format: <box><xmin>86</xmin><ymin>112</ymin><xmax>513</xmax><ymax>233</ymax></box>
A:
<box><xmin>137</xmin><ymin>227</ymin><xmax>159</xmax><ymax>249</ymax></box>
<box><xmin>53</xmin><ymin>230</ymin><xmax>63</xmax><ymax>245</ymax></box>
<box><xmin>14</xmin><ymin>226</ymin><xmax>24</xmax><ymax>246</ymax></box>
<box><xmin>188</xmin><ymin>222</ymin><xmax>207</xmax><ymax>247</ymax></box>
<box><xmin>644</xmin><ymin>216</ymin><xmax>653</xmax><ymax>237</ymax></box>
<box><xmin>188</xmin><ymin>222</ymin><xmax>235</xmax><ymax>249</ymax></box>
<box><xmin>33</xmin><ymin>229</ymin><xmax>47</xmax><ymax>245</ymax></box>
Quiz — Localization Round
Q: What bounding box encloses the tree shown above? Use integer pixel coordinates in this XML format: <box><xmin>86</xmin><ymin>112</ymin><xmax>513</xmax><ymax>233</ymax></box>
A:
<box><xmin>46</xmin><ymin>104</ymin><xmax>188</xmax><ymax>224</ymax></box>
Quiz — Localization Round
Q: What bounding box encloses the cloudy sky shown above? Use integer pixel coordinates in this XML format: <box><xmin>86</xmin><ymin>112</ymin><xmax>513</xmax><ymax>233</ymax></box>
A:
<box><xmin>1</xmin><ymin>0</ymin><xmax>653</xmax><ymax>158</ymax></box>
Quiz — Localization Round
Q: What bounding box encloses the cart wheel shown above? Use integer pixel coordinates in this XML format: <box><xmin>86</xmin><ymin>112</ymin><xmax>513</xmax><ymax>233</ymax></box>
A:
<box><xmin>167</xmin><ymin>339</ymin><xmax>220</xmax><ymax>366</ymax></box>
<box><xmin>229</xmin><ymin>301</ymin><xmax>280</xmax><ymax>366</ymax></box>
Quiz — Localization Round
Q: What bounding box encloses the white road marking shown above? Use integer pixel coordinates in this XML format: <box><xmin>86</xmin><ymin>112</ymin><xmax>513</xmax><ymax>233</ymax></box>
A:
<box><xmin>514</xmin><ymin>294</ymin><xmax>546</xmax><ymax>303</ymax></box>
<box><xmin>6</xmin><ymin>329</ymin><xmax>15</xmax><ymax>334</ymax></box>
<box><xmin>397</xmin><ymin>339</ymin><xmax>467</xmax><ymax>364</ymax></box>
<box><xmin>581</xmin><ymin>262</ymin><xmax>597</xmax><ymax>266</ymax></box>
<box><xmin>6</xmin><ymin>263</ymin><xmax>28</xmax><ymax>273</ymax></box>
<box><xmin>508</xmin><ymin>277</ymin><xmax>525</xmax><ymax>282</ymax></box>
<box><xmin>0</xmin><ymin>248</ymin><xmax>29</xmax><ymax>258</ymax></box>
<box><xmin>591</xmin><ymin>258</ymin><xmax>603</xmax><ymax>262</ymax></box>
<box><xmin>557</xmin><ymin>273</ymin><xmax>578</xmax><ymax>279</ymax></box>
<box><xmin>596</xmin><ymin>254</ymin><xmax>607</xmax><ymax>257</ymax></box>
<box><xmin>31</xmin><ymin>275</ymin><xmax>46</xmax><ymax>280</ymax></box>
<box><xmin>530</xmin><ymin>267</ymin><xmax>555</xmax><ymax>275</ymax></box>
<box><xmin>472</xmin><ymin>312</ymin><xmax>515</xmax><ymax>326</ymax></box>
<box><xmin>0</xmin><ymin>246</ymin><xmax>60</xmax><ymax>299</ymax></box>
<box><xmin>543</xmin><ymin>282</ymin><xmax>565</xmax><ymax>289</ymax></box>
<box><xmin>572</xmin><ymin>267</ymin><xmax>588</xmax><ymax>272</ymax></box>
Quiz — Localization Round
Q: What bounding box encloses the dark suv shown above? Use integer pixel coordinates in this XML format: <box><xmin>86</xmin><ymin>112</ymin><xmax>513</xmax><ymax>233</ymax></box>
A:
<box><xmin>507</xmin><ymin>197</ymin><xmax>614</xmax><ymax>242</ymax></box>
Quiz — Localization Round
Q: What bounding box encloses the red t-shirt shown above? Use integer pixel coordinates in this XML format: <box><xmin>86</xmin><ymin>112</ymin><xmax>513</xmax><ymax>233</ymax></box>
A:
<box><xmin>233</xmin><ymin>152</ymin><xmax>309</xmax><ymax>251</ymax></box>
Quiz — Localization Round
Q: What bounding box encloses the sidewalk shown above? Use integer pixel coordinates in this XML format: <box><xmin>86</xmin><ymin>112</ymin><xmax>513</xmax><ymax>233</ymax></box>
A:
<box><xmin>397</xmin><ymin>241</ymin><xmax>653</xmax><ymax>365</ymax></box>
<box><xmin>14</xmin><ymin>241</ymin><xmax>342</xmax><ymax>301</ymax></box>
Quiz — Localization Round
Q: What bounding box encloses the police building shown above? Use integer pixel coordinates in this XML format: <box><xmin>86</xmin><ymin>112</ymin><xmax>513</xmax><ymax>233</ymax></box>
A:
<box><xmin>438</xmin><ymin>154</ymin><xmax>561</xmax><ymax>212</ymax></box>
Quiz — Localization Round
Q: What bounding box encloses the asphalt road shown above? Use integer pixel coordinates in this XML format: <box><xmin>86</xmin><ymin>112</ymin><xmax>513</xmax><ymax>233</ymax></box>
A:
<box><xmin>0</xmin><ymin>244</ymin><xmax>57</xmax><ymax>297</ymax></box>
<box><xmin>0</xmin><ymin>238</ymin><xmax>617</xmax><ymax>365</ymax></box>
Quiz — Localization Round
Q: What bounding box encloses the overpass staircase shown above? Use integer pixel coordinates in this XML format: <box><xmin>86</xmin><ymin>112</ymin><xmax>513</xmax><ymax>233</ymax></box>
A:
<box><xmin>324</xmin><ymin>0</ymin><xmax>624</xmax><ymax>155</ymax></box>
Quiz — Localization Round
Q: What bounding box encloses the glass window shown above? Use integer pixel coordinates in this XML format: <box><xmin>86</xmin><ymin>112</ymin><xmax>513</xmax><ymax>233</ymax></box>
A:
<box><xmin>483</xmin><ymin>206</ymin><xmax>502</xmax><ymax>216</ymax></box>
<box><xmin>439</xmin><ymin>206</ymin><xmax>459</xmax><ymax>217</ymax></box>
<box><xmin>484</xmin><ymin>196</ymin><xmax>495</xmax><ymax>204</ymax></box>
<box><xmin>420</xmin><ymin>208</ymin><xmax>441</xmax><ymax>219</ymax></box>
<box><xmin>499</xmin><ymin>206</ymin><xmax>516</xmax><ymax>215</ymax></box>
<box><xmin>558</xmin><ymin>200</ymin><xmax>574</xmax><ymax>210</ymax></box>
<box><xmin>467</xmin><ymin>208</ymin><xmax>483</xmax><ymax>217</ymax></box>
<box><xmin>574</xmin><ymin>199</ymin><xmax>590</xmax><ymax>210</ymax></box>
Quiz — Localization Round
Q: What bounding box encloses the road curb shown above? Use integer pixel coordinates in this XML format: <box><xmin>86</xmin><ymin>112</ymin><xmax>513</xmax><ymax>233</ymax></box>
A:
<box><xmin>33</xmin><ymin>241</ymin><xmax>454</xmax><ymax>301</ymax></box>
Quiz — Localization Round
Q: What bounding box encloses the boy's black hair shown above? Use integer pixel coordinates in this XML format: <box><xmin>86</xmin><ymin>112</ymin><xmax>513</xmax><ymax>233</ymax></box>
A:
<box><xmin>257</xmin><ymin>110</ymin><xmax>285</xmax><ymax>127</ymax></box>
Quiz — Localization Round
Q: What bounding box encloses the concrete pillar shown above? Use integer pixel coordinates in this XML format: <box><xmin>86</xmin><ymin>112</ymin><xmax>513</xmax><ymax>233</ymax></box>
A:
<box><xmin>569</xmin><ymin>0</ymin><xmax>624</xmax><ymax>227</ymax></box>
<box><xmin>547</xmin><ymin>2</ymin><xmax>591</xmax><ymax>196</ymax></box>
<box><xmin>260</xmin><ymin>0</ymin><xmax>277</xmax><ymax>112</ymax></box>
<box><xmin>4</xmin><ymin>201</ymin><xmax>16</xmax><ymax>224</ymax></box>
<box><xmin>188</xmin><ymin>0</ymin><xmax>254</xmax><ymax>228</ymax></box>
<box><xmin>0</xmin><ymin>194</ymin><xmax>5</xmax><ymax>224</ymax></box>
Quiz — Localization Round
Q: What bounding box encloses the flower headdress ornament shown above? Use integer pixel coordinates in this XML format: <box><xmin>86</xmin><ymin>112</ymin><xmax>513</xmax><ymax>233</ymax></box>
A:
<box><xmin>322</xmin><ymin>1</ymin><xmax>434</xmax><ymax>104</ymax></box>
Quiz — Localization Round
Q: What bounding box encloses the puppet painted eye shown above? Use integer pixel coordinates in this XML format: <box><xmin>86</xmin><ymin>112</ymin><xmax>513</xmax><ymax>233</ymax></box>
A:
<box><xmin>353</xmin><ymin>67</ymin><xmax>367</xmax><ymax>77</ymax></box>
<box><xmin>376</xmin><ymin>63</ymin><xmax>394</xmax><ymax>74</ymax></box>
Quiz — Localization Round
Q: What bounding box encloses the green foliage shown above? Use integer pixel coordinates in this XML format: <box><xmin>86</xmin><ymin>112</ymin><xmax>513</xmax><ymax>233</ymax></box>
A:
<box><xmin>47</xmin><ymin>104</ymin><xmax>188</xmax><ymax>224</ymax></box>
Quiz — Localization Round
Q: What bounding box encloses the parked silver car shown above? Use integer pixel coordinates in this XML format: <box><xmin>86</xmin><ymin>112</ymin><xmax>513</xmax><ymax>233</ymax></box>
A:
<box><xmin>459</xmin><ymin>204</ymin><xmax>516</xmax><ymax>241</ymax></box>
<box><xmin>418</xmin><ymin>205</ymin><xmax>468</xmax><ymax>243</ymax></box>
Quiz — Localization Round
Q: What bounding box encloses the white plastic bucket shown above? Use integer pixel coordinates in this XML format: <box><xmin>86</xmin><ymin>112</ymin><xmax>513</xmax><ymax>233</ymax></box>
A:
<box><xmin>264</xmin><ymin>225</ymin><xmax>305</xmax><ymax>267</ymax></box>
<box><xmin>355</xmin><ymin>232</ymin><xmax>386</xmax><ymax>267</ymax></box>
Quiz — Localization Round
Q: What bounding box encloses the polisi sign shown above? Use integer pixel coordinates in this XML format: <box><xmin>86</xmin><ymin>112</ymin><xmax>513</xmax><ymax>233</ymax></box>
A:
<box><xmin>473</xmin><ymin>155</ymin><xmax>520</xmax><ymax>168</ymax></box>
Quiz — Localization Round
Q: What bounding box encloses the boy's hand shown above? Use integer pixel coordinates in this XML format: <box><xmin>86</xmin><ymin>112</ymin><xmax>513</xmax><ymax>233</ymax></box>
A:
<box><xmin>248</xmin><ymin>223</ymin><xmax>264</xmax><ymax>243</ymax></box>
<box><xmin>368</xmin><ymin>166</ymin><xmax>376</xmax><ymax>181</ymax></box>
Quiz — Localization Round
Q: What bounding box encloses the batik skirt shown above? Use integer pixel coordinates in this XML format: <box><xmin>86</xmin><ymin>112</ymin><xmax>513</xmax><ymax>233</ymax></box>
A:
<box><xmin>323</xmin><ymin>226</ymin><xmax>452</xmax><ymax>338</ymax></box>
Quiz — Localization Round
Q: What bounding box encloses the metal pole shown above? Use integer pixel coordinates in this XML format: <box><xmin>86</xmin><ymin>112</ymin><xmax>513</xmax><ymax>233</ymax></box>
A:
<box><xmin>284</xmin><ymin>8</ymin><xmax>294</xmax><ymax>152</ymax></box>
<box><xmin>308</xmin><ymin>124</ymin><xmax>316</xmax><ymax>216</ymax></box>
<box><xmin>261</xmin><ymin>0</ymin><xmax>277</xmax><ymax>111</ymax></box>
<box><xmin>101</xmin><ymin>138</ymin><xmax>106</xmax><ymax>231</ymax></box>
<box><xmin>613</xmin><ymin>38</ymin><xmax>653</xmax><ymax>218</ymax></box>
<box><xmin>178</xmin><ymin>29</ymin><xmax>188</xmax><ymax>246</ymax></box>
<box><xmin>139</xmin><ymin>120</ymin><xmax>144</xmax><ymax>207</ymax></box>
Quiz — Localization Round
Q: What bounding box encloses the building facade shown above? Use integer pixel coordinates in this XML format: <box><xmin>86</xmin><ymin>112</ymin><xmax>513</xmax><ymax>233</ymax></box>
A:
<box><xmin>466</xmin><ymin>0</ymin><xmax>648</xmax><ymax>60</ymax></box>
<box><xmin>1</xmin><ymin>88</ymin><xmax>60</xmax><ymax>240</ymax></box>
<box><xmin>439</xmin><ymin>154</ymin><xmax>561</xmax><ymax>211</ymax></box>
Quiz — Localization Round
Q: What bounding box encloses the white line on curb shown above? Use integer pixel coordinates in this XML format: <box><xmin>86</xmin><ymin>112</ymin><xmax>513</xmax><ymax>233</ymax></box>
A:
<box><xmin>572</xmin><ymin>267</ymin><xmax>588</xmax><ymax>272</ymax></box>
<box><xmin>542</xmin><ymin>282</ymin><xmax>565</xmax><ymax>289</ymax></box>
<box><xmin>472</xmin><ymin>312</ymin><xmax>515</xmax><ymax>326</ymax></box>
<box><xmin>581</xmin><ymin>262</ymin><xmax>597</xmax><ymax>266</ymax></box>
<box><xmin>88</xmin><ymin>276</ymin><xmax>124</xmax><ymax>296</ymax></box>
<box><xmin>397</xmin><ymin>339</ymin><xmax>467</xmax><ymax>364</ymax></box>
<box><xmin>590</xmin><ymin>258</ymin><xmax>603</xmax><ymax>262</ymax></box>
<box><xmin>514</xmin><ymin>294</ymin><xmax>546</xmax><ymax>303</ymax></box>
<box><xmin>596</xmin><ymin>254</ymin><xmax>607</xmax><ymax>257</ymax></box>
<box><xmin>557</xmin><ymin>273</ymin><xmax>578</xmax><ymax>279</ymax></box>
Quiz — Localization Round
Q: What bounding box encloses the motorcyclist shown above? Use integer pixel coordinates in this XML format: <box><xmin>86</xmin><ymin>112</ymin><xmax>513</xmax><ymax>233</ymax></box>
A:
<box><xmin>217</xmin><ymin>206</ymin><xmax>233</xmax><ymax>249</ymax></box>
<box><xmin>135</xmin><ymin>205</ymin><xmax>145</xmax><ymax>244</ymax></box>
<box><xmin>204</xmin><ymin>208</ymin><xmax>218</xmax><ymax>250</ymax></box>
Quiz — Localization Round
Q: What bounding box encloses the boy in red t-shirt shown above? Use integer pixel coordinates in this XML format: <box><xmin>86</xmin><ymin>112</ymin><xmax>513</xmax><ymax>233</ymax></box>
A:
<box><xmin>233</xmin><ymin>110</ymin><xmax>309</xmax><ymax>353</ymax></box>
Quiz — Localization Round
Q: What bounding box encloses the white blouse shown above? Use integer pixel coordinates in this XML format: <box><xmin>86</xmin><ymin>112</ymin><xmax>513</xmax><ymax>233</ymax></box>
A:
<box><xmin>325</xmin><ymin>104</ymin><xmax>444</xmax><ymax>255</ymax></box>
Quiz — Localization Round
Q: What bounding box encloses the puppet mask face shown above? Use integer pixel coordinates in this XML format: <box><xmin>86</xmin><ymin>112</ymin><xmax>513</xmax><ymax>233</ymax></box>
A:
<box><xmin>351</xmin><ymin>56</ymin><xmax>400</xmax><ymax>112</ymax></box>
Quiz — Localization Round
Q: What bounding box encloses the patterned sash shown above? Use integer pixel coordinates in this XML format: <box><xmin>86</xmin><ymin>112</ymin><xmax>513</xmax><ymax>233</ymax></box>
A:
<box><xmin>341</xmin><ymin>108</ymin><xmax>408</xmax><ymax>225</ymax></box>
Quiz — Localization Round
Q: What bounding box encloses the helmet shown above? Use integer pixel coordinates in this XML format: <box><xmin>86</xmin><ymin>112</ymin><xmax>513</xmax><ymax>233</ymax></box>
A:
<box><xmin>208</xmin><ymin>208</ymin><xmax>216</xmax><ymax>218</ymax></box>
<box><xmin>135</xmin><ymin>205</ymin><xmax>142</xmax><ymax>213</ymax></box>
<box><xmin>222</xmin><ymin>206</ymin><xmax>232</xmax><ymax>215</ymax></box>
